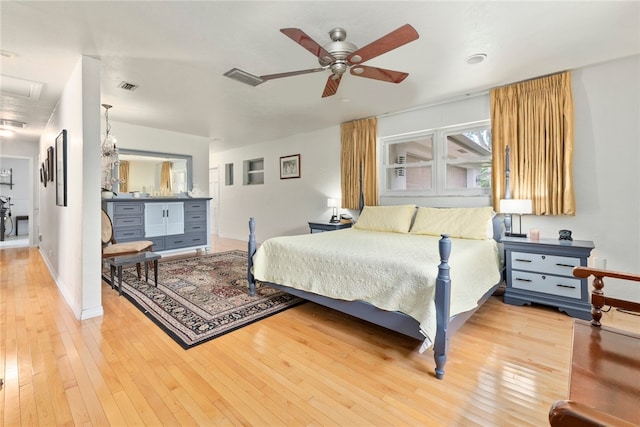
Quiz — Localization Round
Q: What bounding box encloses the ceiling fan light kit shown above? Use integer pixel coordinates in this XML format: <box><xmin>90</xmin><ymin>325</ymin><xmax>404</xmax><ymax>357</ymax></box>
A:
<box><xmin>225</xmin><ymin>24</ymin><xmax>419</xmax><ymax>97</ymax></box>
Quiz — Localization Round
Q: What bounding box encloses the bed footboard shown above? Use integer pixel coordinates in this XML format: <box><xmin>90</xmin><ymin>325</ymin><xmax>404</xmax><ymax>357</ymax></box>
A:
<box><xmin>247</xmin><ymin>217</ymin><xmax>453</xmax><ymax>379</ymax></box>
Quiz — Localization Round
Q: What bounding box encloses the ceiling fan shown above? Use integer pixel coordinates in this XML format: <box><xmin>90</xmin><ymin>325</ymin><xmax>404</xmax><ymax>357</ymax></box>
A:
<box><xmin>259</xmin><ymin>24</ymin><xmax>419</xmax><ymax>98</ymax></box>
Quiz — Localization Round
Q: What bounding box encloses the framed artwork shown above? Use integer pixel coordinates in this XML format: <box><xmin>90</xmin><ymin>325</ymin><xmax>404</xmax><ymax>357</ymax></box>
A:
<box><xmin>39</xmin><ymin>166</ymin><xmax>44</xmax><ymax>184</ymax></box>
<box><xmin>280</xmin><ymin>154</ymin><xmax>301</xmax><ymax>179</ymax></box>
<box><xmin>56</xmin><ymin>129</ymin><xmax>67</xmax><ymax>206</ymax></box>
<box><xmin>47</xmin><ymin>146</ymin><xmax>54</xmax><ymax>181</ymax></box>
<box><xmin>41</xmin><ymin>162</ymin><xmax>47</xmax><ymax>187</ymax></box>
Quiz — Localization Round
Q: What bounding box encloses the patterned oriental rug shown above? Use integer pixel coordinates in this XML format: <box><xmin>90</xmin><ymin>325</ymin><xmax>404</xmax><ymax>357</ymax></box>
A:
<box><xmin>110</xmin><ymin>250</ymin><xmax>303</xmax><ymax>349</ymax></box>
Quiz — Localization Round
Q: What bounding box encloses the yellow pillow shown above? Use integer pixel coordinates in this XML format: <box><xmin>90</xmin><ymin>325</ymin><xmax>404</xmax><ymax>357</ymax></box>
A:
<box><xmin>353</xmin><ymin>205</ymin><xmax>417</xmax><ymax>233</ymax></box>
<box><xmin>409</xmin><ymin>206</ymin><xmax>495</xmax><ymax>240</ymax></box>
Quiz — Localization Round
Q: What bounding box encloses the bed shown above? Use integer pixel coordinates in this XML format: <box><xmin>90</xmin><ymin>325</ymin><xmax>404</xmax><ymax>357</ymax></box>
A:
<box><xmin>247</xmin><ymin>205</ymin><xmax>503</xmax><ymax>379</ymax></box>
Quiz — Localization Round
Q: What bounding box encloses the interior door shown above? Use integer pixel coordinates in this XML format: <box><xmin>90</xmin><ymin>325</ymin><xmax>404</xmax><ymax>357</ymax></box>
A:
<box><xmin>209</xmin><ymin>167</ymin><xmax>219</xmax><ymax>235</ymax></box>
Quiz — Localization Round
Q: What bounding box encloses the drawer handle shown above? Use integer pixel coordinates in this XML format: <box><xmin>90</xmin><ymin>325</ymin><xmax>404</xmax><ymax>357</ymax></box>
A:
<box><xmin>192</xmin><ymin>226</ymin><xmax>201</xmax><ymax>230</ymax></box>
<box><xmin>123</xmin><ymin>219</ymin><xmax>135</xmax><ymax>223</ymax></box>
<box><xmin>174</xmin><ymin>240</ymin><xmax>183</xmax><ymax>243</ymax></box>
<box><xmin>555</xmin><ymin>263</ymin><xmax>576</xmax><ymax>268</ymax></box>
<box><xmin>123</xmin><ymin>232</ymin><xmax>135</xmax><ymax>236</ymax></box>
<box><xmin>514</xmin><ymin>258</ymin><xmax>532</xmax><ymax>263</ymax></box>
<box><xmin>192</xmin><ymin>216</ymin><xmax>201</xmax><ymax>219</ymax></box>
<box><xmin>556</xmin><ymin>284</ymin><xmax>576</xmax><ymax>289</ymax></box>
<box><xmin>515</xmin><ymin>278</ymin><xmax>532</xmax><ymax>282</ymax></box>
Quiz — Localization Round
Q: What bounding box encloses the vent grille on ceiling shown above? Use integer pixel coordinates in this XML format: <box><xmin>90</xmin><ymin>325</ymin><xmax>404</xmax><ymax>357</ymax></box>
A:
<box><xmin>0</xmin><ymin>119</ymin><xmax>27</xmax><ymax>129</ymax></box>
<box><xmin>118</xmin><ymin>81</ymin><xmax>138</xmax><ymax>91</ymax></box>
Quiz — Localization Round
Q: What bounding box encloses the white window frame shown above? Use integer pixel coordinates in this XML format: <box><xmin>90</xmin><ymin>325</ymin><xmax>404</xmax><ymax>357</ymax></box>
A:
<box><xmin>380</xmin><ymin>120</ymin><xmax>491</xmax><ymax>198</ymax></box>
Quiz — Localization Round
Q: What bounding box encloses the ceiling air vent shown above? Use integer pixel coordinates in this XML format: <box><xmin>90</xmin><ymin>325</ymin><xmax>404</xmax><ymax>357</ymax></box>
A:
<box><xmin>0</xmin><ymin>119</ymin><xmax>27</xmax><ymax>129</ymax></box>
<box><xmin>117</xmin><ymin>81</ymin><xmax>139</xmax><ymax>91</ymax></box>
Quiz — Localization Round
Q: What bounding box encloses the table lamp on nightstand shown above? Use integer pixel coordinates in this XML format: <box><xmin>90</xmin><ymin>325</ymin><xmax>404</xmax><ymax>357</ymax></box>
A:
<box><xmin>499</xmin><ymin>198</ymin><xmax>532</xmax><ymax>238</ymax></box>
<box><xmin>327</xmin><ymin>198</ymin><xmax>340</xmax><ymax>223</ymax></box>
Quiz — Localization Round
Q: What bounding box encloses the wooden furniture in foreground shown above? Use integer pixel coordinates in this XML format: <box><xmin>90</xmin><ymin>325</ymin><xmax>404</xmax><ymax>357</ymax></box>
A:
<box><xmin>549</xmin><ymin>266</ymin><xmax>640</xmax><ymax>427</ymax></box>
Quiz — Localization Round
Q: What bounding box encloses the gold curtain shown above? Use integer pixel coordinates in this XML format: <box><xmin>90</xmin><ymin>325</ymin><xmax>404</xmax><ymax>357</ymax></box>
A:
<box><xmin>160</xmin><ymin>161</ymin><xmax>172</xmax><ymax>192</ymax></box>
<box><xmin>118</xmin><ymin>161</ymin><xmax>129</xmax><ymax>193</ymax></box>
<box><xmin>340</xmin><ymin>117</ymin><xmax>378</xmax><ymax>209</ymax></box>
<box><xmin>491</xmin><ymin>71</ymin><xmax>575</xmax><ymax>215</ymax></box>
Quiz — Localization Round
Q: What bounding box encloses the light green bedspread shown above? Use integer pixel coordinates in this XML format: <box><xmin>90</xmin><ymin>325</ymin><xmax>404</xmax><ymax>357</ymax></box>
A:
<box><xmin>252</xmin><ymin>228</ymin><xmax>501</xmax><ymax>346</ymax></box>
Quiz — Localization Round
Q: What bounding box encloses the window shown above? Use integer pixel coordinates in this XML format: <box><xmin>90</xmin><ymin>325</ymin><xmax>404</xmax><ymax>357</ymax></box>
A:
<box><xmin>381</xmin><ymin>121</ymin><xmax>491</xmax><ymax>196</ymax></box>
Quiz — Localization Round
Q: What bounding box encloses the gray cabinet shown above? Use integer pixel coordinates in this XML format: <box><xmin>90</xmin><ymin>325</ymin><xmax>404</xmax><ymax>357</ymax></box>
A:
<box><xmin>503</xmin><ymin>237</ymin><xmax>595</xmax><ymax>320</ymax></box>
<box><xmin>103</xmin><ymin>198</ymin><xmax>210</xmax><ymax>253</ymax></box>
<box><xmin>144</xmin><ymin>202</ymin><xmax>184</xmax><ymax>237</ymax></box>
<box><xmin>110</xmin><ymin>202</ymin><xmax>145</xmax><ymax>242</ymax></box>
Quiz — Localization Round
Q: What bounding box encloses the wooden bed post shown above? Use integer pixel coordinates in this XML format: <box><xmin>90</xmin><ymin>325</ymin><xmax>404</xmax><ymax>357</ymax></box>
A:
<box><xmin>434</xmin><ymin>234</ymin><xmax>452</xmax><ymax>380</ymax></box>
<box><xmin>247</xmin><ymin>217</ymin><xmax>257</xmax><ymax>296</ymax></box>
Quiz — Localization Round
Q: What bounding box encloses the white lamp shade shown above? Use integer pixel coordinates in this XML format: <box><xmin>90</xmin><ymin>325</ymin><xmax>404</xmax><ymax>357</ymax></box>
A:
<box><xmin>327</xmin><ymin>198</ymin><xmax>340</xmax><ymax>208</ymax></box>
<box><xmin>499</xmin><ymin>199</ymin><xmax>532</xmax><ymax>215</ymax></box>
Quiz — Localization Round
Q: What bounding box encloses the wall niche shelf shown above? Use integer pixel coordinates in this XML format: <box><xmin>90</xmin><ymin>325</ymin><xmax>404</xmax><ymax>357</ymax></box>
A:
<box><xmin>0</xmin><ymin>168</ymin><xmax>13</xmax><ymax>189</ymax></box>
<box><xmin>243</xmin><ymin>158</ymin><xmax>264</xmax><ymax>185</ymax></box>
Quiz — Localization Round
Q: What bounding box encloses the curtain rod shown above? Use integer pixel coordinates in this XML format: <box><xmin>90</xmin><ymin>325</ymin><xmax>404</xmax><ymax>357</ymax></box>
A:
<box><xmin>377</xmin><ymin>90</ymin><xmax>489</xmax><ymax>119</ymax></box>
<box><xmin>378</xmin><ymin>68</ymin><xmax>570</xmax><ymax>120</ymax></box>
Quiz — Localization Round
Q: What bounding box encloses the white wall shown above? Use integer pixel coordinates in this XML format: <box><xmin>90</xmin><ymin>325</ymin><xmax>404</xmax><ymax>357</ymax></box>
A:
<box><xmin>212</xmin><ymin>55</ymin><xmax>639</xmax><ymax>301</ymax></box>
<box><xmin>0</xmin><ymin>139</ymin><xmax>39</xmax><ymax>245</ymax></box>
<box><xmin>109</xmin><ymin>121</ymin><xmax>210</xmax><ymax>195</ymax></box>
<box><xmin>211</xmin><ymin>126</ymin><xmax>341</xmax><ymax>242</ymax></box>
<box><xmin>39</xmin><ymin>55</ymin><xmax>103</xmax><ymax>320</ymax></box>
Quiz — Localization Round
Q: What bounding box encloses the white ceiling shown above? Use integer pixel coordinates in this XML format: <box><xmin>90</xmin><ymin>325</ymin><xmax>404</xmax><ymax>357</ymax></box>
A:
<box><xmin>1</xmin><ymin>1</ymin><xmax>639</xmax><ymax>151</ymax></box>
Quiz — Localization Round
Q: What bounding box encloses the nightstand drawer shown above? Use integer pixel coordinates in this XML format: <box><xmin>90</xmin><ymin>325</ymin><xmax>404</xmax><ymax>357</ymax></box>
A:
<box><xmin>511</xmin><ymin>270</ymin><xmax>582</xmax><ymax>299</ymax></box>
<box><xmin>510</xmin><ymin>251</ymin><xmax>581</xmax><ymax>277</ymax></box>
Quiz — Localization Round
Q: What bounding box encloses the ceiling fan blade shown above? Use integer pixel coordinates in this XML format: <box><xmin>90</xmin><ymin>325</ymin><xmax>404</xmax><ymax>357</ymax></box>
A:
<box><xmin>280</xmin><ymin>28</ymin><xmax>336</xmax><ymax>63</ymax></box>
<box><xmin>349</xmin><ymin>65</ymin><xmax>409</xmax><ymax>83</ymax></box>
<box><xmin>347</xmin><ymin>24</ymin><xmax>419</xmax><ymax>64</ymax></box>
<box><xmin>322</xmin><ymin>74</ymin><xmax>342</xmax><ymax>98</ymax></box>
<box><xmin>260</xmin><ymin>67</ymin><xmax>326</xmax><ymax>81</ymax></box>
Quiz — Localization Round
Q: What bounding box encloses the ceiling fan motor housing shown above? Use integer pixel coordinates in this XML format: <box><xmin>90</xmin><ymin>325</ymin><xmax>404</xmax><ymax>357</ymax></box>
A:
<box><xmin>319</xmin><ymin>28</ymin><xmax>357</xmax><ymax>69</ymax></box>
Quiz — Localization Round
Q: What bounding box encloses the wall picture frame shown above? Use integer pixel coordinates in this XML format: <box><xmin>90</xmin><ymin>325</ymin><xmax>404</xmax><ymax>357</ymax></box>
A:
<box><xmin>56</xmin><ymin>129</ymin><xmax>67</xmax><ymax>206</ymax></box>
<box><xmin>47</xmin><ymin>146</ymin><xmax>54</xmax><ymax>181</ymax></box>
<box><xmin>280</xmin><ymin>154</ymin><xmax>300</xmax><ymax>179</ymax></box>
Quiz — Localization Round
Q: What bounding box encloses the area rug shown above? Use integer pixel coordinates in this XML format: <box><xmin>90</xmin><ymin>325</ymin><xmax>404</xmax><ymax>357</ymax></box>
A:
<box><xmin>110</xmin><ymin>250</ymin><xmax>304</xmax><ymax>349</ymax></box>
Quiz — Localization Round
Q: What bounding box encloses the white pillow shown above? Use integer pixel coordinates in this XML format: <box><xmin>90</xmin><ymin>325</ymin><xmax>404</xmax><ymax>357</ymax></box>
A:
<box><xmin>353</xmin><ymin>205</ymin><xmax>417</xmax><ymax>233</ymax></box>
<box><xmin>409</xmin><ymin>207</ymin><xmax>495</xmax><ymax>240</ymax></box>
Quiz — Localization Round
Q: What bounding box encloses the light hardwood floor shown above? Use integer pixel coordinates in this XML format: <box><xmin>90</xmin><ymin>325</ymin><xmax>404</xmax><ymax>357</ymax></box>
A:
<box><xmin>1</xmin><ymin>238</ymin><xmax>638</xmax><ymax>426</ymax></box>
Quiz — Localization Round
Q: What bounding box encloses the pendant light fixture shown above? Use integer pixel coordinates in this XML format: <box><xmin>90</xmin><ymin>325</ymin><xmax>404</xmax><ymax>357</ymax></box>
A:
<box><xmin>101</xmin><ymin>104</ymin><xmax>117</xmax><ymax>159</ymax></box>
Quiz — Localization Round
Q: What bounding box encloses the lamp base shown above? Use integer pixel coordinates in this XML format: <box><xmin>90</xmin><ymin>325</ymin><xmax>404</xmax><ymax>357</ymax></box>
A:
<box><xmin>329</xmin><ymin>215</ymin><xmax>340</xmax><ymax>223</ymax></box>
<box><xmin>505</xmin><ymin>232</ymin><xmax>527</xmax><ymax>238</ymax></box>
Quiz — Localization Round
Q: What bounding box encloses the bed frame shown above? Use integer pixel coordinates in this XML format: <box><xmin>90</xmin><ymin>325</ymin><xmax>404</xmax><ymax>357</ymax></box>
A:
<box><xmin>247</xmin><ymin>217</ymin><xmax>502</xmax><ymax>380</ymax></box>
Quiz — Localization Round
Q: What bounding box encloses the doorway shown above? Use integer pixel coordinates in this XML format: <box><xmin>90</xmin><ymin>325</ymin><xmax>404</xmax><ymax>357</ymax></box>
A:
<box><xmin>209</xmin><ymin>167</ymin><xmax>219</xmax><ymax>235</ymax></box>
<box><xmin>0</xmin><ymin>156</ymin><xmax>33</xmax><ymax>249</ymax></box>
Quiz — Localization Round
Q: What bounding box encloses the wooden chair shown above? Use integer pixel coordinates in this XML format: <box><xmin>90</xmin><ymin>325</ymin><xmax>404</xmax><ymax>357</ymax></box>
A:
<box><xmin>549</xmin><ymin>266</ymin><xmax>640</xmax><ymax>427</ymax></box>
<box><xmin>101</xmin><ymin>209</ymin><xmax>154</xmax><ymax>280</ymax></box>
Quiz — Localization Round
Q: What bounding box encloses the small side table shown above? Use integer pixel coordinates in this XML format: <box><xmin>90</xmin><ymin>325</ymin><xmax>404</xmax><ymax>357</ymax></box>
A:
<box><xmin>308</xmin><ymin>221</ymin><xmax>352</xmax><ymax>233</ymax></box>
<box><xmin>106</xmin><ymin>251</ymin><xmax>161</xmax><ymax>296</ymax></box>
<box><xmin>503</xmin><ymin>236</ymin><xmax>594</xmax><ymax>319</ymax></box>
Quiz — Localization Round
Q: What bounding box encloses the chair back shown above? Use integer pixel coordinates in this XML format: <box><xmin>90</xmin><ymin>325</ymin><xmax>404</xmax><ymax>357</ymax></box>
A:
<box><xmin>101</xmin><ymin>209</ymin><xmax>114</xmax><ymax>245</ymax></box>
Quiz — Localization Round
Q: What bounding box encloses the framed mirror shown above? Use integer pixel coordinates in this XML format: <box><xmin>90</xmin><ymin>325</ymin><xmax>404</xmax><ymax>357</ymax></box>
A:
<box><xmin>116</xmin><ymin>149</ymin><xmax>193</xmax><ymax>195</ymax></box>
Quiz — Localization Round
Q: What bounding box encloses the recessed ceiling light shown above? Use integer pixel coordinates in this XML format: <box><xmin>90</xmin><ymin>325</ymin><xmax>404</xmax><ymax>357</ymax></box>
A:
<box><xmin>465</xmin><ymin>53</ymin><xmax>487</xmax><ymax>65</ymax></box>
<box><xmin>0</xmin><ymin>129</ymin><xmax>15</xmax><ymax>137</ymax></box>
